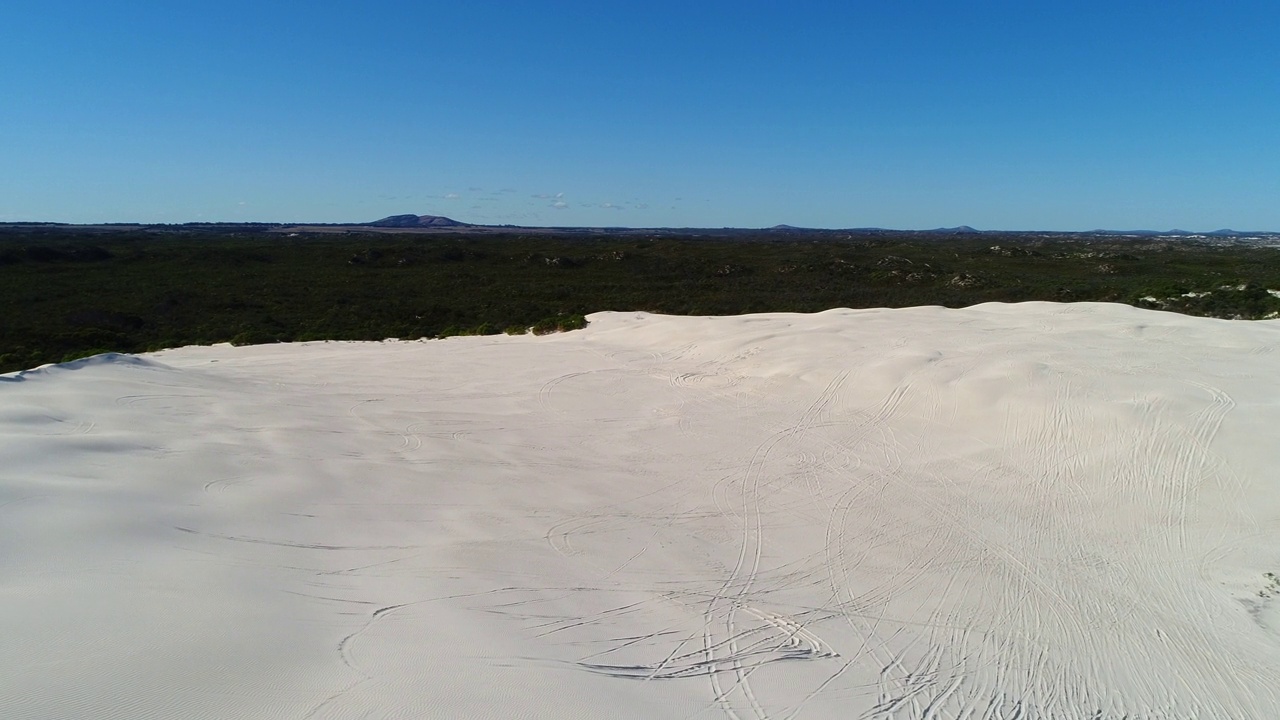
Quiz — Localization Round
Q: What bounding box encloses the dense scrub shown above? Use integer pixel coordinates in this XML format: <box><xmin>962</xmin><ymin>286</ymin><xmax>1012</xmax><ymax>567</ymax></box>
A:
<box><xmin>3</xmin><ymin>228</ymin><xmax>1280</xmax><ymax>373</ymax></box>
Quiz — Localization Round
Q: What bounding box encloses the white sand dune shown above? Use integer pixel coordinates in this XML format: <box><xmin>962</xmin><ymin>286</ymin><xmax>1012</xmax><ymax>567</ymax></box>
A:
<box><xmin>4</xmin><ymin>302</ymin><xmax>1280</xmax><ymax>719</ymax></box>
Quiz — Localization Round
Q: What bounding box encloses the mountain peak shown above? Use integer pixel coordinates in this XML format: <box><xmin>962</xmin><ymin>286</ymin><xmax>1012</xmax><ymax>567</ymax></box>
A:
<box><xmin>370</xmin><ymin>214</ymin><xmax>467</xmax><ymax>228</ymax></box>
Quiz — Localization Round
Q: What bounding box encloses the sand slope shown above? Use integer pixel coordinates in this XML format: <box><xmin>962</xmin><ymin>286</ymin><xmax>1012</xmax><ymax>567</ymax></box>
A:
<box><xmin>3</xmin><ymin>303</ymin><xmax>1280</xmax><ymax>719</ymax></box>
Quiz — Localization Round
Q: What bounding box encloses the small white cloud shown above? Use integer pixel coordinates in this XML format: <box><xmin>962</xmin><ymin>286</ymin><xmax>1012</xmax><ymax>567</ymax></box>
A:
<box><xmin>444</xmin><ymin>193</ymin><xmax>461</xmax><ymax>200</ymax></box>
<box><xmin>600</xmin><ymin>202</ymin><xmax>622</xmax><ymax>210</ymax></box>
<box><xmin>555</xmin><ymin>192</ymin><xmax>564</xmax><ymax>199</ymax></box>
<box><xmin>551</xmin><ymin>201</ymin><xmax>569</xmax><ymax>209</ymax></box>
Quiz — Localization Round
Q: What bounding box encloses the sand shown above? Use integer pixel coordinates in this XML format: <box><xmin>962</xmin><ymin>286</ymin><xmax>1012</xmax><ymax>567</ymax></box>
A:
<box><xmin>3</xmin><ymin>302</ymin><xmax>1279</xmax><ymax>719</ymax></box>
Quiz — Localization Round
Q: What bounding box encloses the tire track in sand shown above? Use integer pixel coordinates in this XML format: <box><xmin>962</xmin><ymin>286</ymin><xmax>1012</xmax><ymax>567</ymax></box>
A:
<box><xmin>703</xmin><ymin>370</ymin><xmax>848</xmax><ymax>720</ymax></box>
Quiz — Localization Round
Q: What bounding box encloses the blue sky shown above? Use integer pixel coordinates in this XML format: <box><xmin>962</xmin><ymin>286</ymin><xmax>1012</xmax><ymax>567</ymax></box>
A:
<box><xmin>3</xmin><ymin>1</ymin><xmax>1277</xmax><ymax>230</ymax></box>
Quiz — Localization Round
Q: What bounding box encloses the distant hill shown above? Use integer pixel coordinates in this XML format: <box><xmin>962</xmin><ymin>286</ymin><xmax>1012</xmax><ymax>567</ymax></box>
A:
<box><xmin>1088</xmin><ymin>228</ymin><xmax>1271</xmax><ymax>238</ymax></box>
<box><xmin>4</xmin><ymin>217</ymin><xmax>1278</xmax><ymax>238</ymax></box>
<box><xmin>369</xmin><ymin>214</ymin><xmax>469</xmax><ymax>228</ymax></box>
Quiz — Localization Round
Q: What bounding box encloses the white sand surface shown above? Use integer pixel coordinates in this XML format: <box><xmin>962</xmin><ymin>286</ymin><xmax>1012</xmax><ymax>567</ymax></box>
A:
<box><xmin>3</xmin><ymin>302</ymin><xmax>1280</xmax><ymax>719</ymax></box>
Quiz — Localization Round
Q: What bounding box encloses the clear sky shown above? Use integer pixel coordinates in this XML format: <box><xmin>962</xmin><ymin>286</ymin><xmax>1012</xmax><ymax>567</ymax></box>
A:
<box><xmin>3</xmin><ymin>1</ymin><xmax>1277</xmax><ymax>230</ymax></box>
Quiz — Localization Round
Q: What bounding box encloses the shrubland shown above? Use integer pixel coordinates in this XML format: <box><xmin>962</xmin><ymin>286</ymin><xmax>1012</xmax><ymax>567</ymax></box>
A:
<box><xmin>3</xmin><ymin>227</ymin><xmax>1279</xmax><ymax>374</ymax></box>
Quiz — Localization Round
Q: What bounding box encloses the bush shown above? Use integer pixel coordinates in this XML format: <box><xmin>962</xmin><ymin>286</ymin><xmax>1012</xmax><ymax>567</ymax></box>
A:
<box><xmin>230</xmin><ymin>330</ymin><xmax>278</xmax><ymax>347</ymax></box>
<box><xmin>531</xmin><ymin>314</ymin><xmax>588</xmax><ymax>335</ymax></box>
<box><xmin>61</xmin><ymin>348</ymin><xmax>116</xmax><ymax>363</ymax></box>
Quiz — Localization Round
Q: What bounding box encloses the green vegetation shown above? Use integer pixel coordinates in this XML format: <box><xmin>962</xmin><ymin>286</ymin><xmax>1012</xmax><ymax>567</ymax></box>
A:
<box><xmin>1262</xmin><ymin>572</ymin><xmax>1280</xmax><ymax>599</ymax></box>
<box><xmin>3</xmin><ymin>227</ymin><xmax>1280</xmax><ymax>374</ymax></box>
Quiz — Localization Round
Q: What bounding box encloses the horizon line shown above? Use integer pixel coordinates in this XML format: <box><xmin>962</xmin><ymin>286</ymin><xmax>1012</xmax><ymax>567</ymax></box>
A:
<box><xmin>4</xmin><ymin>219</ymin><xmax>1280</xmax><ymax>236</ymax></box>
